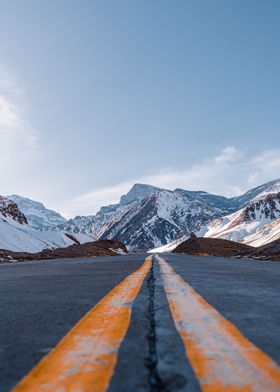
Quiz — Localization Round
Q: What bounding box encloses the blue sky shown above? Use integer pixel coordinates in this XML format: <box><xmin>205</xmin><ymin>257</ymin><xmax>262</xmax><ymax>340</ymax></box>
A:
<box><xmin>0</xmin><ymin>0</ymin><xmax>280</xmax><ymax>217</ymax></box>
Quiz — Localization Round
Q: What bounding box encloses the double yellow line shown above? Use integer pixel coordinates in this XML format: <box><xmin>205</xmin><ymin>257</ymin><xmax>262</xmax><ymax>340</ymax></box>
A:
<box><xmin>13</xmin><ymin>255</ymin><xmax>280</xmax><ymax>392</ymax></box>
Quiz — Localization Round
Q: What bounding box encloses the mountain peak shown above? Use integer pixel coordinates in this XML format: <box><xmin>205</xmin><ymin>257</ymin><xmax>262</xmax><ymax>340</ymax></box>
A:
<box><xmin>120</xmin><ymin>183</ymin><xmax>162</xmax><ymax>205</ymax></box>
<box><xmin>8</xmin><ymin>195</ymin><xmax>66</xmax><ymax>230</ymax></box>
<box><xmin>9</xmin><ymin>195</ymin><xmax>46</xmax><ymax>210</ymax></box>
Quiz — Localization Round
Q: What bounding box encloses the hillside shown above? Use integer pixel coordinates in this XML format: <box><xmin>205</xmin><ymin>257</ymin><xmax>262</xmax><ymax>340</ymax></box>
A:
<box><xmin>0</xmin><ymin>240</ymin><xmax>127</xmax><ymax>263</ymax></box>
<box><xmin>3</xmin><ymin>178</ymin><xmax>280</xmax><ymax>255</ymax></box>
<box><xmin>0</xmin><ymin>196</ymin><xmax>94</xmax><ymax>253</ymax></box>
<box><xmin>173</xmin><ymin>235</ymin><xmax>253</xmax><ymax>257</ymax></box>
<box><xmin>52</xmin><ymin>179</ymin><xmax>280</xmax><ymax>252</ymax></box>
<box><xmin>8</xmin><ymin>195</ymin><xmax>66</xmax><ymax>229</ymax></box>
<box><xmin>198</xmin><ymin>191</ymin><xmax>280</xmax><ymax>246</ymax></box>
<box><xmin>246</xmin><ymin>238</ymin><xmax>280</xmax><ymax>261</ymax></box>
<box><xmin>56</xmin><ymin>184</ymin><xmax>234</xmax><ymax>252</ymax></box>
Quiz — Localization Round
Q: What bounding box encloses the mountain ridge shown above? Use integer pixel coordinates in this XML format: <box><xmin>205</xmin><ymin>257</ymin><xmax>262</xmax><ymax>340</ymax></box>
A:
<box><xmin>52</xmin><ymin>179</ymin><xmax>280</xmax><ymax>251</ymax></box>
<box><xmin>0</xmin><ymin>195</ymin><xmax>94</xmax><ymax>253</ymax></box>
<box><xmin>3</xmin><ymin>177</ymin><xmax>280</xmax><ymax>253</ymax></box>
<box><xmin>8</xmin><ymin>195</ymin><xmax>67</xmax><ymax>230</ymax></box>
<box><xmin>56</xmin><ymin>186</ymin><xmax>235</xmax><ymax>251</ymax></box>
<box><xmin>198</xmin><ymin>190</ymin><xmax>280</xmax><ymax>247</ymax></box>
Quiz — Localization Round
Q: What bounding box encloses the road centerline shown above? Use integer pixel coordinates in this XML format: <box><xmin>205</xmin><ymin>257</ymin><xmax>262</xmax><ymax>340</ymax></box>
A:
<box><xmin>13</xmin><ymin>256</ymin><xmax>152</xmax><ymax>392</ymax></box>
<box><xmin>146</xmin><ymin>255</ymin><xmax>164</xmax><ymax>391</ymax></box>
<box><xmin>156</xmin><ymin>255</ymin><xmax>280</xmax><ymax>391</ymax></box>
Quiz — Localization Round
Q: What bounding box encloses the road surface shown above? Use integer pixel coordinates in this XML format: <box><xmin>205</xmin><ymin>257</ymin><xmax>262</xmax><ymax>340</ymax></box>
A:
<box><xmin>0</xmin><ymin>253</ymin><xmax>279</xmax><ymax>391</ymax></box>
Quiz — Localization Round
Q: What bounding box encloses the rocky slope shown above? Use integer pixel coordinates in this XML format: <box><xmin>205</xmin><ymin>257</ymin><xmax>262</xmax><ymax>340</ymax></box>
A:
<box><xmin>0</xmin><ymin>196</ymin><xmax>28</xmax><ymax>225</ymax></box>
<box><xmin>4</xmin><ymin>178</ymin><xmax>280</xmax><ymax>254</ymax></box>
<box><xmin>54</xmin><ymin>179</ymin><xmax>280</xmax><ymax>252</ymax></box>
<box><xmin>198</xmin><ymin>192</ymin><xmax>280</xmax><ymax>246</ymax></box>
<box><xmin>173</xmin><ymin>235</ymin><xmax>252</xmax><ymax>257</ymax></box>
<box><xmin>56</xmin><ymin>184</ymin><xmax>234</xmax><ymax>252</ymax></box>
<box><xmin>242</xmin><ymin>217</ymin><xmax>280</xmax><ymax>247</ymax></box>
<box><xmin>230</xmin><ymin>178</ymin><xmax>280</xmax><ymax>209</ymax></box>
<box><xmin>247</xmin><ymin>238</ymin><xmax>280</xmax><ymax>261</ymax></box>
<box><xmin>0</xmin><ymin>239</ymin><xmax>127</xmax><ymax>263</ymax></box>
<box><xmin>0</xmin><ymin>196</ymin><xmax>94</xmax><ymax>253</ymax></box>
<box><xmin>55</xmin><ymin>215</ymin><xmax>96</xmax><ymax>235</ymax></box>
<box><xmin>8</xmin><ymin>195</ymin><xmax>66</xmax><ymax>229</ymax></box>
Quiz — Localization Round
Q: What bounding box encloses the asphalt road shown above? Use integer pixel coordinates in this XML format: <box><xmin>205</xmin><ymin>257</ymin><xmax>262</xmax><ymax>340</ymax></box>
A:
<box><xmin>0</xmin><ymin>253</ymin><xmax>279</xmax><ymax>391</ymax></box>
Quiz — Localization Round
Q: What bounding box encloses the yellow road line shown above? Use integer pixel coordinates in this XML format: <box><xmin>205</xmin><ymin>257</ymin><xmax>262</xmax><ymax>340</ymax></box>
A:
<box><xmin>157</xmin><ymin>255</ymin><xmax>280</xmax><ymax>392</ymax></box>
<box><xmin>13</xmin><ymin>256</ymin><xmax>152</xmax><ymax>392</ymax></box>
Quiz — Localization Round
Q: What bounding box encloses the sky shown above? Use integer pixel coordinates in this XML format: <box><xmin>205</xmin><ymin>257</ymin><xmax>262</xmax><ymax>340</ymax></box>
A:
<box><xmin>0</xmin><ymin>0</ymin><xmax>280</xmax><ymax>217</ymax></box>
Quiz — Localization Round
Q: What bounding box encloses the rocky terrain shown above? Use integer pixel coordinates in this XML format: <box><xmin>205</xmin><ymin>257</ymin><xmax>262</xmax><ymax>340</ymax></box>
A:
<box><xmin>55</xmin><ymin>184</ymin><xmax>235</xmax><ymax>252</ymax></box>
<box><xmin>245</xmin><ymin>238</ymin><xmax>280</xmax><ymax>261</ymax></box>
<box><xmin>173</xmin><ymin>234</ymin><xmax>252</xmax><ymax>257</ymax></box>
<box><xmin>0</xmin><ymin>196</ymin><xmax>94</xmax><ymax>253</ymax></box>
<box><xmin>8</xmin><ymin>195</ymin><xmax>66</xmax><ymax>229</ymax></box>
<box><xmin>2</xmin><ymin>178</ymin><xmax>280</xmax><ymax>256</ymax></box>
<box><xmin>0</xmin><ymin>196</ymin><xmax>28</xmax><ymax>225</ymax></box>
<box><xmin>198</xmin><ymin>191</ymin><xmax>280</xmax><ymax>246</ymax></box>
<box><xmin>55</xmin><ymin>214</ymin><xmax>95</xmax><ymax>235</ymax></box>
<box><xmin>230</xmin><ymin>178</ymin><xmax>280</xmax><ymax>208</ymax></box>
<box><xmin>173</xmin><ymin>233</ymin><xmax>280</xmax><ymax>261</ymax></box>
<box><xmin>0</xmin><ymin>239</ymin><xmax>127</xmax><ymax>263</ymax></box>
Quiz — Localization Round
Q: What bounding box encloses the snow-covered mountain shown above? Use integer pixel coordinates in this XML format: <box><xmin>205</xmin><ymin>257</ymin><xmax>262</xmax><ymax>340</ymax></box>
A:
<box><xmin>56</xmin><ymin>184</ymin><xmax>234</xmax><ymax>252</ymax></box>
<box><xmin>120</xmin><ymin>183</ymin><xmax>160</xmax><ymax>205</ymax></box>
<box><xmin>148</xmin><ymin>235</ymin><xmax>188</xmax><ymax>253</ymax></box>
<box><xmin>198</xmin><ymin>191</ymin><xmax>280</xmax><ymax>247</ymax></box>
<box><xmin>54</xmin><ymin>179</ymin><xmax>280</xmax><ymax>252</ymax></box>
<box><xmin>147</xmin><ymin>178</ymin><xmax>280</xmax><ymax>252</ymax></box>
<box><xmin>243</xmin><ymin>217</ymin><xmax>280</xmax><ymax>247</ymax></box>
<box><xmin>8</xmin><ymin>195</ymin><xmax>66</xmax><ymax>230</ymax></box>
<box><xmin>4</xmin><ymin>178</ymin><xmax>279</xmax><ymax>254</ymax></box>
<box><xmin>0</xmin><ymin>196</ymin><xmax>28</xmax><ymax>225</ymax></box>
<box><xmin>99</xmin><ymin>189</ymin><xmax>231</xmax><ymax>251</ymax></box>
<box><xmin>54</xmin><ymin>215</ymin><xmax>96</xmax><ymax>235</ymax></box>
<box><xmin>230</xmin><ymin>178</ymin><xmax>280</xmax><ymax>209</ymax></box>
<box><xmin>0</xmin><ymin>196</ymin><xmax>93</xmax><ymax>253</ymax></box>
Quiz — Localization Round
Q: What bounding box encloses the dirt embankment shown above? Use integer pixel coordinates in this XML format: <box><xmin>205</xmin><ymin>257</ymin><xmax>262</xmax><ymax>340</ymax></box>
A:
<box><xmin>0</xmin><ymin>240</ymin><xmax>127</xmax><ymax>263</ymax></box>
<box><xmin>173</xmin><ymin>236</ymin><xmax>253</xmax><ymax>258</ymax></box>
<box><xmin>244</xmin><ymin>238</ymin><xmax>280</xmax><ymax>261</ymax></box>
<box><xmin>173</xmin><ymin>234</ymin><xmax>280</xmax><ymax>261</ymax></box>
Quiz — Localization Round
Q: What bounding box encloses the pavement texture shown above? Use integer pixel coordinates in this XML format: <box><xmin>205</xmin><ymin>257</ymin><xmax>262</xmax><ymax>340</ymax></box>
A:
<box><xmin>0</xmin><ymin>255</ymin><xmax>144</xmax><ymax>392</ymax></box>
<box><xmin>164</xmin><ymin>253</ymin><xmax>280</xmax><ymax>364</ymax></box>
<box><xmin>0</xmin><ymin>253</ymin><xmax>279</xmax><ymax>391</ymax></box>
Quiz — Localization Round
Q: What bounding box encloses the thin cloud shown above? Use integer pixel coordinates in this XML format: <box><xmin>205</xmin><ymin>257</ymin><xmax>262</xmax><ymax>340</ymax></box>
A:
<box><xmin>60</xmin><ymin>146</ymin><xmax>280</xmax><ymax>217</ymax></box>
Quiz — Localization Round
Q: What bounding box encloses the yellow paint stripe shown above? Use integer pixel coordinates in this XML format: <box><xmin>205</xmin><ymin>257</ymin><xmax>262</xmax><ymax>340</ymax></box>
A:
<box><xmin>13</xmin><ymin>256</ymin><xmax>152</xmax><ymax>392</ymax></box>
<box><xmin>157</xmin><ymin>255</ymin><xmax>280</xmax><ymax>392</ymax></box>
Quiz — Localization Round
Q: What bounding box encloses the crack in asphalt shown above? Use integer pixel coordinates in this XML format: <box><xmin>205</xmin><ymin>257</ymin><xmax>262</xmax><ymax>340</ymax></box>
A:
<box><xmin>145</xmin><ymin>256</ymin><xmax>165</xmax><ymax>392</ymax></box>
